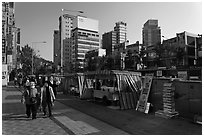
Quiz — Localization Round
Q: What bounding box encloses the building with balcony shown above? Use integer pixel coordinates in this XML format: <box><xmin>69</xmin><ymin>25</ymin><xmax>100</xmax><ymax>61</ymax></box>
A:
<box><xmin>114</xmin><ymin>21</ymin><xmax>127</xmax><ymax>45</ymax></box>
<box><xmin>146</xmin><ymin>31</ymin><xmax>202</xmax><ymax>69</ymax></box>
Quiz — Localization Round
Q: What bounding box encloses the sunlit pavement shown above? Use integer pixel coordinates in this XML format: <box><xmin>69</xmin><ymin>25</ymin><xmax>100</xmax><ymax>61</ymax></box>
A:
<box><xmin>2</xmin><ymin>85</ymin><xmax>128</xmax><ymax>135</ymax></box>
<box><xmin>2</xmin><ymin>83</ymin><xmax>201</xmax><ymax>135</ymax></box>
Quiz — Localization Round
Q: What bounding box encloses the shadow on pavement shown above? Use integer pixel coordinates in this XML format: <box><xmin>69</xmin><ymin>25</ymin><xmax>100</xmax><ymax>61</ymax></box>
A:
<box><xmin>2</xmin><ymin>113</ymin><xmax>30</xmax><ymax>121</ymax></box>
<box><xmin>56</xmin><ymin>94</ymin><xmax>202</xmax><ymax>135</ymax></box>
<box><xmin>5</xmin><ymin>95</ymin><xmax>22</xmax><ymax>100</ymax></box>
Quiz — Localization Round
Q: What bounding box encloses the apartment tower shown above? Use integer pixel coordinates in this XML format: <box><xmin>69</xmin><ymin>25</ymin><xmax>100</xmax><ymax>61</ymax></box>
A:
<box><xmin>114</xmin><ymin>21</ymin><xmax>127</xmax><ymax>45</ymax></box>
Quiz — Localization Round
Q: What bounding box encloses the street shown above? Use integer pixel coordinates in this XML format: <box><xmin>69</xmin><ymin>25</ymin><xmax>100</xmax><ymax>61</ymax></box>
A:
<box><xmin>2</xmin><ymin>84</ymin><xmax>202</xmax><ymax>135</ymax></box>
<box><xmin>2</xmin><ymin>85</ymin><xmax>128</xmax><ymax>135</ymax></box>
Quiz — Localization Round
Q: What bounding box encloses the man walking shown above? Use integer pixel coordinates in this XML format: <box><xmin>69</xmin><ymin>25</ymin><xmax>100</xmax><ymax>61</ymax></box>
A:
<box><xmin>21</xmin><ymin>81</ymin><xmax>39</xmax><ymax>119</ymax></box>
<box><xmin>48</xmin><ymin>76</ymin><xmax>60</xmax><ymax>98</ymax></box>
<box><xmin>40</xmin><ymin>81</ymin><xmax>55</xmax><ymax>117</ymax></box>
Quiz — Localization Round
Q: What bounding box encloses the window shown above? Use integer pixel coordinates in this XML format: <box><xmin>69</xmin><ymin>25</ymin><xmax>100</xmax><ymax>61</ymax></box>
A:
<box><xmin>78</xmin><ymin>54</ymin><xmax>84</xmax><ymax>58</ymax></box>
<box><xmin>2</xmin><ymin>56</ymin><xmax>5</xmax><ymax>63</ymax></box>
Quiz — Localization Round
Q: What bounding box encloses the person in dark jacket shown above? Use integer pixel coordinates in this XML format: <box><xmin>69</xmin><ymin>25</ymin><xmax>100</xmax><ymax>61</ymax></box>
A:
<box><xmin>21</xmin><ymin>81</ymin><xmax>39</xmax><ymax>119</ymax></box>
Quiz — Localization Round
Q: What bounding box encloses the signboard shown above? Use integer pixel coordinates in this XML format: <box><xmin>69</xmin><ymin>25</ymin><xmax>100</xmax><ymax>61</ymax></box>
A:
<box><xmin>74</xmin><ymin>16</ymin><xmax>99</xmax><ymax>32</ymax></box>
<box><xmin>157</xmin><ymin>70</ymin><xmax>162</xmax><ymax>77</ymax></box>
<box><xmin>2</xmin><ymin>64</ymin><xmax>8</xmax><ymax>86</ymax></box>
<box><xmin>98</xmin><ymin>49</ymin><xmax>106</xmax><ymax>57</ymax></box>
<box><xmin>178</xmin><ymin>71</ymin><xmax>188</xmax><ymax>80</ymax></box>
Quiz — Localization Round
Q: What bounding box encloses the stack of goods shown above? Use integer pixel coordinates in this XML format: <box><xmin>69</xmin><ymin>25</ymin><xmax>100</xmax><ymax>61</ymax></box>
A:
<box><xmin>155</xmin><ymin>83</ymin><xmax>179</xmax><ymax>119</ymax></box>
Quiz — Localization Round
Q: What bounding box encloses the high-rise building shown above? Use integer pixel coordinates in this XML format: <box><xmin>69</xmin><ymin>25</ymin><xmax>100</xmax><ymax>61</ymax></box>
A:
<box><xmin>59</xmin><ymin>14</ymin><xmax>75</xmax><ymax>72</ymax></box>
<box><xmin>102</xmin><ymin>31</ymin><xmax>116</xmax><ymax>56</ymax></box>
<box><xmin>53</xmin><ymin>30</ymin><xmax>60</xmax><ymax>67</ymax></box>
<box><xmin>142</xmin><ymin>19</ymin><xmax>161</xmax><ymax>48</ymax></box>
<box><xmin>2</xmin><ymin>2</ymin><xmax>20</xmax><ymax>77</ymax></box>
<box><xmin>71</xmin><ymin>16</ymin><xmax>100</xmax><ymax>71</ymax></box>
<box><xmin>2</xmin><ymin>2</ymin><xmax>15</xmax><ymax>65</ymax></box>
<box><xmin>114</xmin><ymin>21</ymin><xmax>127</xmax><ymax>45</ymax></box>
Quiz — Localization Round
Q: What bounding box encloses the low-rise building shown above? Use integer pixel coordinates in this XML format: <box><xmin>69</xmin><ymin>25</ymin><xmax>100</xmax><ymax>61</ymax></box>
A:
<box><xmin>146</xmin><ymin>31</ymin><xmax>202</xmax><ymax>69</ymax></box>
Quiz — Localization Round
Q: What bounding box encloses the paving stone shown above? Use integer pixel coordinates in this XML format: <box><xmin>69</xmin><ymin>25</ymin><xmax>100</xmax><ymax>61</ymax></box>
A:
<box><xmin>2</xmin><ymin>86</ymin><xmax>129</xmax><ymax>135</ymax></box>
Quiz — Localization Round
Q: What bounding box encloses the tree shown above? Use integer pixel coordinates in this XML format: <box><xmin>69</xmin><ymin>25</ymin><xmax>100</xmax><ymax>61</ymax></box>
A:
<box><xmin>19</xmin><ymin>44</ymin><xmax>34</xmax><ymax>75</ymax></box>
<box><xmin>19</xmin><ymin>44</ymin><xmax>53</xmax><ymax>75</ymax></box>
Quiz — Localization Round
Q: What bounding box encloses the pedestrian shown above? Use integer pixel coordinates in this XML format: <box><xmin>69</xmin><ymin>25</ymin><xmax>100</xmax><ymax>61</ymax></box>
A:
<box><xmin>24</xmin><ymin>77</ymin><xmax>30</xmax><ymax>90</ymax></box>
<box><xmin>21</xmin><ymin>81</ymin><xmax>39</xmax><ymax>119</ymax></box>
<box><xmin>40</xmin><ymin>81</ymin><xmax>55</xmax><ymax>117</ymax></box>
<box><xmin>48</xmin><ymin>76</ymin><xmax>59</xmax><ymax>98</ymax></box>
<box><xmin>18</xmin><ymin>73</ymin><xmax>23</xmax><ymax>88</ymax></box>
<box><xmin>14</xmin><ymin>76</ymin><xmax>17</xmax><ymax>85</ymax></box>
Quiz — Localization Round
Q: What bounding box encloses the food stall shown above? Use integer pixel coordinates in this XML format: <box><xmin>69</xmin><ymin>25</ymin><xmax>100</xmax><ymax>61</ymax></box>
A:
<box><xmin>83</xmin><ymin>70</ymin><xmax>142</xmax><ymax>109</ymax></box>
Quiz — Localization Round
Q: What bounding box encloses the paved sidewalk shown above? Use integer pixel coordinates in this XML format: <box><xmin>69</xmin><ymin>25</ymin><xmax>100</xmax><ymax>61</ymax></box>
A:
<box><xmin>56</xmin><ymin>93</ymin><xmax>202</xmax><ymax>135</ymax></box>
<box><xmin>2</xmin><ymin>86</ymin><xmax>128</xmax><ymax>135</ymax></box>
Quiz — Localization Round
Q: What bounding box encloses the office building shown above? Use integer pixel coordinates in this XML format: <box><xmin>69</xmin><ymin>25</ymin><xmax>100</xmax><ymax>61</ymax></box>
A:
<box><xmin>71</xmin><ymin>16</ymin><xmax>100</xmax><ymax>71</ymax></box>
<box><xmin>102</xmin><ymin>31</ymin><xmax>116</xmax><ymax>56</ymax></box>
<box><xmin>142</xmin><ymin>19</ymin><xmax>161</xmax><ymax>48</ymax></box>
<box><xmin>59</xmin><ymin>14</ymin><xmax>75</xmax><ymax>72</ymax></box>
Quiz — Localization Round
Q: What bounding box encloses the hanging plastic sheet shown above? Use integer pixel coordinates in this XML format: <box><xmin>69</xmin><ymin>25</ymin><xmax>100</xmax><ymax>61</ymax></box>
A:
<box><xmin>115</xmin><ymin>72</ymin><xmax>142</xmax><ymax>110</ymax></box>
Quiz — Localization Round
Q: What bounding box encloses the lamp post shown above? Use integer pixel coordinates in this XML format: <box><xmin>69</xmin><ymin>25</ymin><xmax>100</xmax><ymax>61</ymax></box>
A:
<box><xmin>60</xmin><ymin>9</ymin><xmax>84</xmax><ymax>74</ymax></box>
<box><xmin>31</xmin><ymin>41</ymin><xmax>46</xmax><ymax>75</ymax></box>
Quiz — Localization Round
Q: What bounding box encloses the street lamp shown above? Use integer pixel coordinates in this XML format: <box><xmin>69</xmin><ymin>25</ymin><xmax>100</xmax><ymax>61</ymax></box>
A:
<box><xmin>31</xmin><ymin>41</ymin><xmax>46</xmax><ymax>75</ymax></box>
<box><xmin>60</xmin><ymin>9</ymin><xmax>84</xmax><ymax>74</ymax></box>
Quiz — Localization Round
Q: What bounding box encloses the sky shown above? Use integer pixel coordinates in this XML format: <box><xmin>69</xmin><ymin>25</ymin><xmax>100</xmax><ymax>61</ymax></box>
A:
<box><xmin>14</xmin><ymin>1</ymin><xmax>202</xmax><ymax>61</ymax></box>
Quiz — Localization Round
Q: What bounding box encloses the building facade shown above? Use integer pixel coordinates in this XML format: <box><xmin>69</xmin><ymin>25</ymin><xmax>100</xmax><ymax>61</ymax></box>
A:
<box><xmin>53</xmin><ymin>30</ymin><xmax>60</xmax><ymax>67</ymax></box>
<box><xmin>2</xmin><ymin>2</ymin><xmax>21</xmax><ymax>78</ymax></box>
<box><xmin>114</xmin><ymin>21</ymin><xmax>127</xmax><ymax>45</ymax></box>
<box><xmin>71</xmin><ymin>16</ymin><xmax>100</xmax><ymax>71</ymax></box>
<box><xmin>2</xmin><ymin>2</ymin><xmax>15</xmax><ymax>65</ymax></box>
<box><xmin>59</xmin><ymin>14</ymin><xmax>75</xmax><ymax>72</ymax></box>
<box><xmin>162</xmin><ymin>31</ymin><xmax>202</xmax><ymax>67</ymax></box>
<box><xmin>146</xmin><ymin>31</ymin><xmax>202</xmax><ymax>69</ymax></box>
<box><xmin>102</xmin><ymin>31</ymin><xmax>116</xmax><ymax>56</ymax></box>
<box><xmin>126</xmin><ymin>41</ymin><xmax>140</xmax><ymax>54</ymax></box>
<box><xmin>142</xmin><ymin>19</ymin><xmax>161</xmax><ymax>48</ymax></box>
